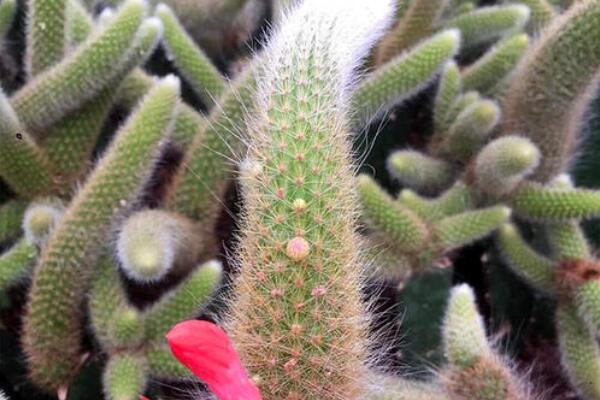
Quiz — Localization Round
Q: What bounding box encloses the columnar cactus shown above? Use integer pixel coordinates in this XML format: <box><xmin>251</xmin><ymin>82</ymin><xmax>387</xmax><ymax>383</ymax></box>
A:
<box><xmin>227</xmin><ymin>1</ymin><xmax>394</xmax><ymax>398</ymax></box>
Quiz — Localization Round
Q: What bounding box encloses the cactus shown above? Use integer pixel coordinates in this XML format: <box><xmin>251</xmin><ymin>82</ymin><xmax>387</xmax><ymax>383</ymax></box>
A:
<box><xmin>353</xmin><ymin>29</ymin><xmax>461</xmax><ymax>126</ymax></box>
<box><xmin>23</xmin><ymin>76</ymin><xmax>180</xmax><ymax>390</ymax></box>
<box><xmin>0</xmin><ymin>89</ymin><xmax>52</xmax><ymax>198</ymax></box>
<box><xmin>25</xmin><ymin>0</ymin><xmax>67</xmax><ymax>77</ymax></box>
<box><xmin>116</xmin><ymin>209</ymin><xmax>203</xmax><ymax>282</ymax></box>
<box><xmin>11</xmin><ymin>0</ymin><xmax>148</xmax><ymax>131</ymax></box>
<box><xmin>156</xmin><ymin>3</ymin><xmax>226</xmax><ymax>107</ymax></box>
<box><xmin>0</xmin><ymin>0</ymin><xmax>15</xmax><ymax>41</ymax></box>
<box><xmin>461</xmin><ymin>33</ymin><xmax>529</xmax><ymax>97</ymax></box>
<box><xmin>227</xmin><ymin>1</ymin><xmax>395</xmax><ymax>398</ymax></box>
<box><xmin>502</xmin><ymin>0</ymin><xmax>600</xmax><ymax>181</ymax></box>
<box><xmin>443</xmin><ymin>5</ymin><xmax>530</xmax><ymax>50</ymax></box>
<box><xmin>375</xmin><ymin>0</ymin><xmax>450</xmax><ymax>65</ymax></box>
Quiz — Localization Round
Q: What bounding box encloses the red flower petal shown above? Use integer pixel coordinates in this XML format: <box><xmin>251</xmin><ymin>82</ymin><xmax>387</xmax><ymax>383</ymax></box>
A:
<box><xmin>166</xmin><ymin>320</ymin><xmax>262</xmax><ymax>400</ymax></box>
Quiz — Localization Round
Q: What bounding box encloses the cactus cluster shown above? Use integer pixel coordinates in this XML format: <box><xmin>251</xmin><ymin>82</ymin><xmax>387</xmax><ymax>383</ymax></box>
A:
<box><xmin>0</xmin><ymin>0</ymin><xmax>600</xmax><ymax>399</ymax></box>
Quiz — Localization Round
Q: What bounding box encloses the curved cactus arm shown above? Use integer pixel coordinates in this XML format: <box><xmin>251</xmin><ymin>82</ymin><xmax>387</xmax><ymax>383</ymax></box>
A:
<box><xmin>443</xmin><ymin>5</ymin><xmax>530</xmax><ymax>50</ymax></box>
<box><xmin>438</xmin><ymin>90</ymin><xmax>479</xmax><ymax>136</ymax></box>
<box><xmin>474</xmin><ymin>136</ymin><xmax>541</xmax><ymax>199</ymax></box>
<box><xmin>0</xmin><ymin>89</ymin><xmax>52</xmax><ymax>199</ymax></box>
<box><xmin>546</xmin><ymin>222</ymin><xmax>590</xmax><ymax>262</ymax></box>
<box><xmin>433</xmin><ymin>206</ymin><xmax>511</xmax><ymax>251</ymax></box>
<box><xmin>11</xmin><ymin>0</ymin><xmax>148</xmax><ymax>131</ymax></box>
<box><xmin>116</xmin><ymin>70</ymin><xmax>208</xmax><ymax>147</ymax></box>
<box><xmin>89</xmin><ymin>255</ymin><xmax>131</xmax><ymax>349</ymax></box>
<box><xmin>439</xmin><ymin>99</ymin><xmax>500</xmax><ymax>161</ymax></box>
<box><xmin>441</xmin><ymin>284</ymin><xmax>527</xmax><ymax>399</ymax></box>
<box><xmin>442</xmin><ymin>284</ymin><xmax>491</xmax><ymax>368</ymax></box>
<box><xmin>511</xmin><ymin>182</ymin><xmax>600</xmax><ymax>221</ymax></box>
<box><xmin>0</xmin><ymin>239</ymin><xmax>37</xmax><ymax>290</ymax></box>
<box><xmin>375</xmin><ymin>0</ymin><xmax>450</xmax><ymax>64</ymax></box>
<box><xmin>103</xmin><ymin>353</ymin><xmax>148</xmax><ymax>400</ymax></box>
<box><xmin>502</xmin><ymin>0</ymin><xmax>600</xmax><ymax>181</ymax></box>
<box><xmin>166</xmin><ymin>64</ymin><xmax>257</xmax><ymax>221</ymax></box>
<box><xmin>461</xmin><ymin>33</ymin><xmax>529</xmax><ymax>97</ymax></box>
<box><xmin>156</xmin><ymin>3</ymin><xmax>226</xmax><ymax>107</ymax></box>
<box><xmin>574</xmin><ymin>280</ymin><xmax>600</xmax><ymax>338</ymax></box>
<box><xmin>352</xmin><ymin>29</ymin><xmax>460</xmax><ymax>127</ymax></box>
<box><xmin>518</xmin><ymin>0</ymin><xmax>556</xmax><ymax>32</ymax></box>
<box><xmin>22</xmin><ymin>76</ymin><xmax>180</xmax><ymax>390</ymax></box>
<box><xmin>496</xmin><ymin>223</ymin><xmax>555</xmax><ymax>294</ymax></box>
<box><xmin>433</xmin><ymin>61</ymin><xmax>461</xmax><ymax>133</ymax></box>
<box><xmin>25</xmin><ymin>0</ymin><xmax>67</xmax><ymax>77</ymax></box>
<box><xmin>142</xmin><ymin>260</ymin><xmax>222</xmax><ymax>343</ymax></box>
<box><xmin>398</xmin><ymin>181</ymin><xmax>475</xmax><ymax>221</ymax></box>
<box><xmin>0</xmin><ymin>0</ymin><xmax>15</xmax><ymax>40</ymax></box>
<box><xmin>387</xmin><ymin>150</ymin><xmax>455</xmax><ymax>194</ymax></box>
<box><xmin>0</xmin><ymin>200</ymin><xmax>27</xmax><ymax>244</ymax></box>
<box><xmin>146</xmin><ymin>343</ymin><xmax>192</xmax><ymax>379</ymax></box>
<box><xmin>358</xmin><ymin>174</ymin><xmax>429</xmax><ymax>252</ymax></box>
<box><xmin>65</xmin><ymin>0</ymin><xmax>93</xmax><ymax>50</ymax></box>
<box><xmin>556</xmin><ymin>302</ymin><xmax>600</xmax><ymax>399</ymax></box>
<box><xmin>43</xmin><ymin>17</ymin><xmax>164</xmax><ymax>183</ymax></box>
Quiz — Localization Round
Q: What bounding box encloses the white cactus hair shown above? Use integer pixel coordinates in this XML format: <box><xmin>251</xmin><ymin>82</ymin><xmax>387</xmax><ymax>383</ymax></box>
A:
<box><xmin>262</xmin><ymin>0</ymin><xmax>396</xmax><ymax>102</ymax></box>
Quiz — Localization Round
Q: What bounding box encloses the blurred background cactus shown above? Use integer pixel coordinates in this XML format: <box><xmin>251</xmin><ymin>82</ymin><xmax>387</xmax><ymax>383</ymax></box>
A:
<box><xmin>0</xmin><ymin>0</ymin><xmax>600</xmax><ymax>399</ymax></box>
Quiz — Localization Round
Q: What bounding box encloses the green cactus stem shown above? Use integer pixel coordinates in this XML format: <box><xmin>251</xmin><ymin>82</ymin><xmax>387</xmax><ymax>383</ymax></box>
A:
<box><xmin>434</xmin><ymin>61</ymin><xmax>461</xmax><ymax>133</ymax></box>
<box><xmin>103</xmin><ymin>353</ymin><xmax>148</xmax><ymax>400</ymax></box>
<box><xmin>358</xmin><ymin>174</ymin><xmax>428</xmax><ymax>253</ymax></box>
<box><xmin>438</xmin><ymin>99</ymin><xmax>501</xmax><ymax>161</ymax></box>
<box><xmin>556</xmin><ymin>302</ymin><xmax>600</xmax><ymax>399</ymax></box>
<box><xmin>89</xmin><ymin>255</ymin><xmax>131</xmax><ymax>349</ymax></box>
<box><xmin>156</xmin><ymin>3</ymin><xmax>226</xmax><ymax>107</ymax></box>
<box><xmin>511</xmin><ymin>182</ymin><xmax>600</xmax><ymax>221</ymax></box>
<box><xmin>443</xmin><ymin>5</ymin><xmax>530</xmax><ymax>50</ymax></box>
<box><xmin>22</xmin><ymin>76</ymin><xmax>180</xmax><ymax>390</ymax></box>
<box><xmin>0</xmin><ymin>89</ymin><xmax>52</xmax><ymax>199</ymax></box>
<box><xmin>352</xmin><ymin>29</ymin><xmax>460</xmax><ymax>126</ymax></box>
<box><xmin>11</xmin><ymin>0</ymin><xmax>148</xmax><ymax>131</ymax></box>
<box><xmin>166</xmin><ymin>64</ymin><xmax>257</xmax><ymax>221</ymax></box>
<box><xmin>518</xmin><ymin>0</ymin><xmax>557</xmax><ymax>32</ymax></box>
<box><xmin>502</xmin><ymin>0</ymin><xmax>600</xmax><ymax>181</ymax></box>
<box><xmin>496</xmin><ymin>223</ymin><xmax>555</xmax><ymax>293</ymax></box>
<box><xmin>0</xmin><ymin>239</ymin><xmax>37</xmax><ymax>290</ymax></box>
<box><xmin>25</xmin><ymin>0</ymin><xmax>67</xmax><ymax>77</ymax></box>
<box><xmin>432</xmin><ymin>206</ymin><xmax>511</xmax><ymax>251</ymax></box>
<box><xmin>441</xmin><ymin>284</ymin><xmax>527</xmax><ymax>400</ymax></box>
<box><xmin>474</xmin><ymin>136</ymin><xmax>541</xmax><ymax>198</ymax></box>
<box><xmin>43</xmin><ymin>16</ymin><xmax>164</xmax><ymax>183</ymax></box>
<box><xmin>375</xmin><ymin>0</ymin><xmax>450</xmax><ymax>64</ymax></box>
<box><xmin>461</xmin><ymin>33</ymin><xmax>529</xmax><ymax>97</ymax></box>
<box><xmin>387</xmin><ymin>150</ymin><xmax>455</xmax><ymax>194</ymax></box>
<box><xmin>398</xmin><ymin>181</ymin><xmax>474</xmax><ymax>222</ymax></box>
<box><xmin>0</xmin><ymin>200</ymin><xmax>27</xmax><ymax>244</ymax></box>
<box><xmin>142</xmin><ymin>260</ymin><xmax>222</xmax><ymax>343</ymax></box>
<box><xmin>0</xmin><ymin>0</ymin><xmax>15</xmax><ymax>40</ymax></box>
